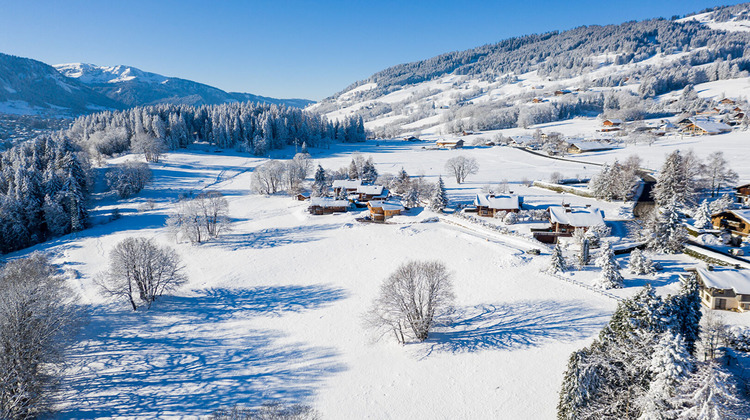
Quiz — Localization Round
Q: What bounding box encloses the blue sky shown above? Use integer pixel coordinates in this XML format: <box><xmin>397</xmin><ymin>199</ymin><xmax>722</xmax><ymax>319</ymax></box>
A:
<box><xmin>0</xmin><ymin>1</ymin><xmax>741</xmax><ymax>100</ymax></box>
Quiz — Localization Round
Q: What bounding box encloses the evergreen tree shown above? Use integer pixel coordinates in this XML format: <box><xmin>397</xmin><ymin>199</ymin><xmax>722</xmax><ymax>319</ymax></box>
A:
<box><xmin>361</xmin><ymin>157</ymin><xmax>378</xmax><ymax>184</ymax></box>
<box><xmin>671</xmin><ymin>362</ymin><xmax>744</xmax><ymax>419</ymax></box>
<box><xmin>665</xmin><ymin>274</ymin><xmax>702</xmax><ymax>356</ymax></box>
<box><xmin>429</xmin><ymin>176</ymin><xmax>448</xmax><ymax>212</ymax></box>
<box><xmin>628</xmin><ymin>248</ymin><xmax>655</xmax><ymax>275</ymax></box>
<box><xmin>595</xmin><ymin>242</ymin><xmax>623</xmax><ymax>289</ymax></box>
<box><xmin>636</xmin><ymin>332</ymin><xmax>693</xmax><ymax>420</ymax></box>
<box><xmin>693</xmin><ymin>199</ymin><xmax>712</xmax><ymax>230</ymax></box>
<box><xmin>312</xmin><ymin>164</ymin><xmax>327</xmax><ymax>197</ymax></box>
<box><xmin>403</xmin><ymin>183</ymin><xmax>420</xmax><ymax>208</ymax></box>
<box><xmin>547</xmin><ymin>243</ymin><xmax>566</xmax><ymax>274</ymax></box>
<box><xmin>348</xmin><ymin>159</ymin><xmax>359</xmax><ymax>180</ymax></box>
<box><xmin>648</xmin><ymin>204</ymin><xmax>687</xmax><ymax>254</ymax></box>
<box><xmin>557</xmin><ymin>348</ymin><xmax>603</xmax><ymax>420</ymax></box>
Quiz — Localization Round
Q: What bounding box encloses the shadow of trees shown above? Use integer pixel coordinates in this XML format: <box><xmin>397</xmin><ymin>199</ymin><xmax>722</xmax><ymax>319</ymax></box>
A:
<box><xmin>426</xmin><ymin>299</ymin><xmax>610</xmax><ymax>354</ymax></box>
<box><xmin>58</xmin><ymin>284</ymin><xmax>347</xmax><ymax>417</ymax></box>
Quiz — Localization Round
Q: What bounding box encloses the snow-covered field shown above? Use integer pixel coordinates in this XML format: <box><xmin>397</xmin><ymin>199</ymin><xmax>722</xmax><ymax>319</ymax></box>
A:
<box><xmin>7</xmin><ymin>128</ymin><xmax>750</xmax><ymax>418</ymax></box>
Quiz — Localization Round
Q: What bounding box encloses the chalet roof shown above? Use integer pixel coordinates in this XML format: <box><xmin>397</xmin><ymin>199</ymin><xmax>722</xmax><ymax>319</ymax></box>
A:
<box><xmin>548</xmin><ymin>206</ymin><xmax>605</xmax><ymax>227</ymax></box>
<box><xmin>474</xmin><ymin>194</ymin><xmax>520</xmax><ymax>210</ymax></box>
<box><xmin>368</xmin><ymin>200</ymin><xmax>405</xmax><ymax>211</ymax></box>
<box><xmin>357</xmin><ymin>185</ymin><xmax>385</xmax><ymax>195</ymax></box>
<box><xmin>687</xmin><ymin>118</ymin><xmax>732</xmax><ymax>134</ymax></box>
<box><xmin>436</xmin><ymin>139</ymin><xmax>463</xmax><ymax>145</ymax></box>
<box><xmin>309</xmin><ymin>198</ymin><xmax>349</xmax><ymax>208</ymax></box>
<box><xmin>697</xmin><ymin>267</ymin><xmax>750</xmax><ymax>295</ymax></box>
<box><xmin>567</xmin><ymin>140</ymin><xmax>614</xmax><ymax>151</ymax></box>
<box><xmin>603</xmin><ymin>119</ymin><xmax>623</xmax><ymax>124</ymax></box>
<box><xmin>511</xmin><ymin>135</ymin><xmax>537</xmax><ymax>145</ymax></box>
<box><xmin>332</xmin><ymin>179</ymin><xmax>362</xmax><ymax>189</ymax></box>
<box><xmin>713</xmin><ymin>209</ymin><xmax>750</xmax><ymax>225</ymax></box>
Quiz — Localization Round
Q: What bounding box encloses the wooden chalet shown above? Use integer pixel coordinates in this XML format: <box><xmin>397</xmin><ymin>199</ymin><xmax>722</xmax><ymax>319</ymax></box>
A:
<box><xmin>602</xmin><ymin>119</ymin><xmax>622</xmax><ymax>127</ymax></box>
<box><xmin>356</xmin><ymin>185</ymin><xmax>388</xmax><ymax>202</ymax></box>
<box><xmin>308</xmin><ymin>198</ymin><xmax>350</xmax><ymax>215</ymax></box>
<box><xmin>711</xmin><ymin>209</ymin><xmax>750</xmax><ymax>237</ymax></box>
<box><xmin>332</xmin><ymin>179</ymin><xmax>362</xmax><ymax>196</ymax></box>
<box><xmin>720</xmin><ymin>98</ymin><xmax>737</xmax><ymax>106</ymax></box>
<box><xmin>566</xmin><ymin>140</ymin><xmax>615</xmax><ymax>154</ymax></box>
<box><xmin>736</xmin><ymin>183</ymin><xmax>750</xmax><ymax>206</ymax></box>
<box><xmin>295</xmin><ymin>192</ymin><xmax>310</xmax><ymax>201</ymax></box>
<box><xmin>681</xmin><ymin>118</ymin><xmax>732</xmax><ymax>135</ymax></box>
<box><xmin>435</xmin><ymin>139</ymin><xmax>464</xmax><ymax>149</ymax></box>
<box><xmin>554</xmin><ymin>89</ymin><xmax>572</xmax><ymax>96</ymax></box>
<box><xmin>688</xmin><ymin>267</ymin><xmax>750</xmax><ymax>312</ymax></box>
<box><xmin>367</xmin><ymin>200</ymin><xmax>405</xmax><ymax>222</ymax></box>
<box><xmin>474</xmin><ymin>194</ymin><xmax>520</xmax><ymax>217</ymax></box>
<box><xmin>548</xmin><ymin>205</ymin><xmax>605</xmax><ymax>234</ymax></box>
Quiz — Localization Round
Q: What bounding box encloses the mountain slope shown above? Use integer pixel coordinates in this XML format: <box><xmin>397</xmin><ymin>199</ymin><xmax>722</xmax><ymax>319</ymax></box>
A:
<box><xmin>311</xmin><ymin>3</ymin><xmax>750</xmax><ymax>137</ymax></box>
<box><xmin>55</xmin><ymin>63</ymin><xmax>314</xmax><ymax>109</ymax></box>
<box><xmin>0</xmin><ymin>53</ymin><xmax>123</xmax><ymax>115</ymax></box>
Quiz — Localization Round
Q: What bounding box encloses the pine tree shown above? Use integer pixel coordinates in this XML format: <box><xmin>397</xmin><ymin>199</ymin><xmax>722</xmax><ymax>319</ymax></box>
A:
<box><xmin>547</xmin><ymin>243</ymin><xmax>566</xmax><ymax>274</ymax></box>
<box><xmin>693</xmin><ymin>199</ymin><xmax>712</xmax><ymax>230</ymax></box>
<box><xmin>671</xmin><ymin>362</ymin><xmax>743</xmax><ymax>419</ymax></box>
<box><xmin>594</xmin><ymin>242</ymin><xmax>624</xmax><ymax>289</ymax></box>
<box><xmin>361</xmin><ymin>157</ymin><xmax>378</xmax><ymax>184</ymax></box>
<box><xmin>429</xmin><ymin>176</ymin><xmax>448</xmax><ymax>212</ymax></box>
<box><xmin>348</xmin><ymin>159</ymin><xmax>359</xmax><ymax>180</ymax></box>
<box><xmin>557</xmin><ymin>348</ymin><xmax>603</xmax><ymax>420</ymax></box>
<box><xmin>648</xmin><ymin>204</ymin><xmax>687</xmax><ymax>254</ymax></box>
<box><xmin>636</xmin><ymin>332</ymin><xmax>693</xmax><ymax>420</ymax></box>
<box><xmin>312</xmin><ymin>165</ymin><xmax>327</xmax><ymax>197</ymax></box>
<box><xmin>628</xmin><ymin>248</ymin><xmax>655</xmax><ymax>275</ymax></box>
<box><xmin>403</xmin><ymin>184</ymin><xmax>420</xmax><ymax>208</ymax></box>
<box><xmin>665</xmin><ymin>274</ymin><xmax>702</xmax><ymax>356</ymax></box>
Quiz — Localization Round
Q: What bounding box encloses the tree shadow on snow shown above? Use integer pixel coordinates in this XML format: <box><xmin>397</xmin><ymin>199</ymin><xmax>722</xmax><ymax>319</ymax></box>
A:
<box><xmin>57</xmin><ymin>284</ymin><xmax>347</xmax><ymax>418</ymax></box>
<box><xmin>208</xmin><ymin>224</ymin><xmax>340</xmax><ymax>250</ymax></box>
<box><xmin>424</xmin><ymin>300</ymin><xmax>609</xmax><ymax>355</ymax></box>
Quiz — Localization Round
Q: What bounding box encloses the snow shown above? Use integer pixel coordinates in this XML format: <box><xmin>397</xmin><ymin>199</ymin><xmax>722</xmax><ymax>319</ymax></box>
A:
<box><xmin>474</xmin><ymin>194</ymin><xmax>520</xmax><ymax>210</ymax></box>
<box><xmin>331</xmin><ymin>179</ymin><xmax>362</xmax><ymax>189</ymax></box>
<box><xmin>696</xmin><ymin>267</ymin><xmax>750</xmax><ymax>294</ymax></box>
<box><xmin>367</xmin><ymin>200</ymin><xmax>404</xmax><ymax>211</ymax></box>
<box><xmin>548</xmin><ymin>206</ymin><xmax>605</xmax><ymax>227</ymax></box>
<box><xmin>54</xmin><ymin>63</ymin><xmax>170</xmax><ymax>85</ymax></box>
<box><xmin>356</xmin><ymin>185</ymin><xmax>384</xmax><ymax>195</ymax></box>
<box><xmin>309</xmin><ymin>197</ymin><xmax>349</xmax><ymax>208</ymax></box>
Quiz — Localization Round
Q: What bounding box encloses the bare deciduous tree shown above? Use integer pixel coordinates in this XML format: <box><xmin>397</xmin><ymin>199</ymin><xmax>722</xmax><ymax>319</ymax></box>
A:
<box><xmin>284</xmin><ymin>153</ymin><xmax>312</xmax><ymax>195</ymax></box>
<box><xmin>445</xmin><ymin>156</ymin><xmax>479</xmax><ymax>184</ymax></box>
<box><xmin>167</xmin><ymin>191</ymin><xmax>229</xmax><ymax>243</ymax></box>
<box><xmin>252</xmin><ymin>160</ymin><xmax>286</xmax><ymax>195</ymax></box>
<box><xmin>131</xmin><ymin>132</ymin><xmax>166</xmax><ymax>163</ymax></box>
<box><xmin>98</xmin><ymin>237</ymin><xmax>187</xmax><ymax>310</ymax></box>
<box><xmin>210</xmin><ymin>403</ymin><xmax>320</xmax><ymax>420</ymax></box>
<box><xmin>0</xmin><ymin>253</ymin><xmax>79</xmax><ymax>419</ymax></box>
<box><xmin>366</xmin><ymin>260</ymin><xmax>455</xmax><ymax>344</ymax></box>
<box><xmin>106</xmin><ymin>160</ymin><xmax>152</xmax><ymax>198</ymax></box>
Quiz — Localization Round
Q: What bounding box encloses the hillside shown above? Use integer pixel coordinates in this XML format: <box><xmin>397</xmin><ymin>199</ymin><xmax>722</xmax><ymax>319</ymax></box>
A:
<box><xmin>310</xmin><ymin>3</ymin><xmax>750</xmax><ymax>138</ymax></box>
<box><xmin>55</xmin><ymin>63</ymin><xmax>315</xmax><ymax>109</ymax></box>
<box><xmin>0</xmin><ymin>53</ymin><xmax>123</xmax><ymax>115</ymax></box>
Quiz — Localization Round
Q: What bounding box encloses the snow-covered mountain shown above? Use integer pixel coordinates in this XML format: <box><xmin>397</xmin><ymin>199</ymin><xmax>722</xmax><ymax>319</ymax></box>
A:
<box><xmin>0</xmin><ymin>53</ymin><xmax>122</xmax><ymax>115</ymax></box>
<box><xmin>310</xmin><ymin>3</ymin><xmax>750</xmax><ymax>138</ymax></box>
<box><xmin>54</xmin><ymin>63</ymin><xmax>314</xmax><ymax>109</ymax></box>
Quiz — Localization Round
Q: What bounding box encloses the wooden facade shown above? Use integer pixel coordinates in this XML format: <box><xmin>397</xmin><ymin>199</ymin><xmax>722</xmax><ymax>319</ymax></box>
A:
<box><xmin>689</xmin><ymin>268</ymin><xmax>750</xmax><ymax>312</ymax></box>
<box><xmin>711</xmin><ymin>210</ymin><xmax>750</xmax><ymax>237</ymax></box>
<box><xmin>736</xmin><ymin>184</ymin><xmax>750</xmax><ymax>206</ymax></box>
<box><xmin>367</xmin><ymin>201</ymin><xmax>404</xmax><ymax>222</ymax></box>
<box><xmin>435</xmin><ymin>139</ymin><xmax>464</xmax><ymax>149</ymax></box>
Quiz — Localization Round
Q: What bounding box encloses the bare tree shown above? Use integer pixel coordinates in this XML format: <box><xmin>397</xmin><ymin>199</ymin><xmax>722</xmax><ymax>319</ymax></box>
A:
<box><xmin>106</xmin><ymin>160</ymin><xmax>152</xmax><ymax>198</ymax></box>
<box><xmin>98</xmin><ymin>237</ymin><xmax>187</xmax><ymax>310</ymax></box>
<box><xmin>210</xmin><ymin>403</ymin><xmax>320</xmax><ymax>420</ymax></box>
<box><xmin>131</xmin><ymin>132</ymin><xmax>166</xmax><ymax>163</ymax></box>
<box><xmin>251</xmin><ymin>160</ymin><xmax>286</xmax><ymax>195</ymax></box>
<box><xmin>167</xmin><ymin>191</ymin><xmax>229</xmax><ymax>243</ymax></box>
<box><xmin>284</xmin><ymin>153</ymin><xmax>311</xmax><ymax>195</ymax></box>
<box><xmin>0</xmin><ymin>253</ymin><xmax>79</xmax><ymax>419</ymax></box>
<box><xmin>704</xmin><ymin>151</ymin><xmax>738</xmax><ymax>197</ymax></box>
<box><xmin>445</xmin><ymin>156</ymin><xmax>479</xmax><ymax>184</ymax></box>
<box><xmin>366</xmin><ymin>260</ymin><xmax>455</xmax><ymax>344</ymax></box>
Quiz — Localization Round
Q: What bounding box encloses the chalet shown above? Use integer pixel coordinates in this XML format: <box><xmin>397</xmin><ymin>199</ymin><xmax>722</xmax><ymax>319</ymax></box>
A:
<box><xmin>474</xmin><ymin>194</ymin><xmax>521</xmax><ymax>217</ymax></box>
<box><xmin>602</xmin><ymin>119</ymin><xmax>623</xmax><ymax>127</ymax></box>
<box><xmin>308</xmin><ymin>198</ymin><xmax>350</xmax><ymax>215</ymax></box>
<box><xmin>403</xmin><ymin>136</ymin><xmax>419</xmax><ymax>142</ymax></box>
<box><xmin>736</xmin><ymin>183</ymin><xmax>750</xmax><ymax>206</ymax></box>
<box><xmin>356</xmin><ymin>185</ymin><xmax>388</xmax><ymax>202</ymax></box>
<box><xmin>690</xmin><ymin>267</ymin><xmax>750</xmax><ymax>312</ymax></box>
<box><xmin>554</xmin><ymin>89</ymin><xmax>572</xmax><ymax>96</ymax></box>
<box><xmin>295</xmin><ymin>192</ymin><xmax>310</xmax><ymax>201</ymax></box>
<box><xmin>711</xmin><ymin>209</ymin><xmax>750</xmax><ymax>237</ymax></box>
<box><xmin>435</xmin><ymin>139</ymin><xmax>464</xmax><ymax>149</ymax></box>
<box><xmin>531</xmin><ymin>98</ymin><xmax>545</xmax><ymax>103</ymax></box>
<box><xmin>511</xmin><ymin>135</ymin><xmax>539</xmax><ymax>149</ymax></box>
<box><xmin>681</xmin><ymin>118</ymin><xmax>732</xmax><ymax>136</ymax></box>
<box><xmin>566</xmin><ymin>140</ymin><xmax>615</xmax><ymax>154</ymax></box>
<box><xmin>332</xmin><ymin>179</ymin><xmax>362</xmax><ymax>196</ymax></box>
<box><xmin>720</xmin><ymin>98</ymin><xmax>737</xmax><ymax>106</ymax></box>
<box><xmin>367</xmin><ymin>200</ymin><xmax>405</xmax><ymax>222</ymax></box>
<box><xmin>548</xmin><ymin>205</ymin><xmax>605</xmax><ymax>235</ymax></box>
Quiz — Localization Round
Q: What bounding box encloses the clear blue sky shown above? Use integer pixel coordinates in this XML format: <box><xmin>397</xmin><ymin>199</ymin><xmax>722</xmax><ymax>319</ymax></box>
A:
<box><xmin>0</xmin><ymin>0</ymin><xmax>741</xmax><ymax>100</ymax></box>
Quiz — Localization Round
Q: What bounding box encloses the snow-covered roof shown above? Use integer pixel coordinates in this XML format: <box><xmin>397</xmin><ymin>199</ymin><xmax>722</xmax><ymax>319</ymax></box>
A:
<box><xmin>436</xmin><ymin>139</ymin><xmax>463</xmax><ymax>145</ymax></box>
<box><xmin>511</xmin><ymin>135</ymin><xmax>537</xmax><ymax>145</ymax></box>
<box><xmin>474</xmin><ymin>194</ymin><xmax>520</xmax><ymax>210</ymax></box>
<box><xmin>715</xmin><ymin>209</ymin><xmax>750</xmax><ymax>224</ymax></box>
<box><xmin>309</xmin><ymin>198</ymin><xmax>349</xmax><ymax>208</ymax></box>
<box><xmin>603</xmin><ymin>119</ymin><xmax>622</xmax><ymax>124</ymax></box>
<box><xmin>548</xmin><ymin>206</ymin><xmax>605</xmax><ymax>227</ymax></box>
<box><xmin>566</xmin><ymin>140</ymin><xmax>614</xmax><ymax>151</ymax></box>
<box><xmin>368</xmin><ymin>200</ymin><xmax>405</xmax><ymax>211</ymax></box>
<box><xmin>697</xmin><ymin>267</ymin><xmax>750</xmax><ymax>294</ymax></box>
<box><xmin>357</xmin><ymin>185</ymin><xmax>385</xmax><ymax>195</ymax></box>
<box><xmin>332</xmin><ymin>179</ymin><xmax>362</xmax><ymax>189</ymax></box>
<box><xmin>687</xmin><ymin>118</ymin><xmax>732</xmax><ymax>134</ymax></box>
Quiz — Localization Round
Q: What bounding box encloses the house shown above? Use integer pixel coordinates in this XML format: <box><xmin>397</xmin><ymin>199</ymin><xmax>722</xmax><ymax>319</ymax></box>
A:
<box><xmin>511</xmin><ymin>135</ymin><xmax>540</xmax><ymax>149</ymax></box>
<box><xmin>554</xmin><ymin>89</ymin><xmax>572</xmax><ymax>96</ymax></box>
<box><xmin>435</xmin><ymin>139</ymin><xmax>464</xmax><ymax>149</ymax></box>
<box><xmin>531</xmin><ymin>97</ymin><xmax>545</xmax><ymax>103</ymax></box>
<box><xmin>602</xmin><ymin>119</ymin><xmax>623</xmax><ymax>127</ymax></box>
<box><xmin>295</xmin><ymin>192</ymin><xmax>310</xmax><ymax>201</ymax></box>
<box><xmin>308</xmin><ymin>198</ymin><xmax>350</xmax><ymax>215</ymax></box>
<box><xmin>566</xmin><ymin>140</ymin><xmax>615</xmax><ymax>154</ymax></box>
<box><xmin>680</xmin><ymin>118</ymin><xmax>732</xmax><ymax>135</ymax></box>
<box><xmin>720</xmin><ymin>98</ymin><xmax>737</xmax><ymax>106</ymax></box>
<box><xmin>711</xmin><ymin>209</ymin><xmax>750</xmax><ymax>237</ymax></box>
<box><xmin>403</xmin><ymin>136</ymin><xmax>419</xmax><ymax>142</ymax></box>
<box><xmin>332</xmin><ymin>179</ymin><xmax>362</xmax><ymax>196</ymax></box>
<box><xmin>474</xmin><ymin>194</ymin><xmax>521</xmax><ymax>217</ymax></box>
<box><xmin>356</xmin><ymin>185</ymin><xmax>388</xmax><ymax>202</ymax></box>
<box><xmin>367</xmin><ymin>200</ymin><xmax>405</xmax><ymax>222</ymax></box>
<box><xmin>548</xmin><ymin>205</ymin><xmax>605</xmax><ymax>235</ymax></box>
<box><xmin>736</xmin><ymin>183</ymin><xmax>750</xmax><ymax>206</ymax></box>
<box><xmin>690</xmin><ymin>267</ymin><xmax>750</xmax><ymax>311</ymax></box>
